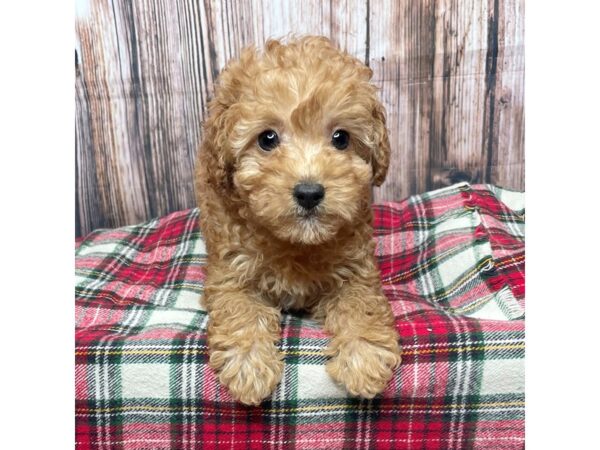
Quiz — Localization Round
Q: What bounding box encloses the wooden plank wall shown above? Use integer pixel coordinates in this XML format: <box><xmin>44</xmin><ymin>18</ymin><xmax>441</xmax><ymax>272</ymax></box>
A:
<box><xmin>75</xmin><ymin>0</ymin><xmax>524</xmax><ymax>236</ymax></box>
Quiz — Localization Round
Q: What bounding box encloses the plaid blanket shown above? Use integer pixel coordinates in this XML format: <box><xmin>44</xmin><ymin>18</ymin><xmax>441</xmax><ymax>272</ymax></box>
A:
<box><xmin>75</xmin><ymin>182</ymin><xmax>525</xmax><ymax>449</ymax></box>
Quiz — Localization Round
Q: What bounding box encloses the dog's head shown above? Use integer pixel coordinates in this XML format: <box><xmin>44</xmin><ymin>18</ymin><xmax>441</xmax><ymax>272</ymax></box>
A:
<box><xmin>201</xmin><ymin>36</ymin><xmax>390</xmax><ymax>245</ymax></box>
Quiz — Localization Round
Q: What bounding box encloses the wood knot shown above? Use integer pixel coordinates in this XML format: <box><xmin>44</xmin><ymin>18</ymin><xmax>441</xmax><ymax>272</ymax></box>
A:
<box><xmin>499</xmin><ymin>90</ymin><xmax>512</xmax><ymax>108</ymax></box>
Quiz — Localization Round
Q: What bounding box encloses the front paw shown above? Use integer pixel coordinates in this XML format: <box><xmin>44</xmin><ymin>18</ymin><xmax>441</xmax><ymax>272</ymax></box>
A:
<box><xmin>325</xmin><ymin>334</ymin><xmax>401</xmax><ymax>398</ymax></box>
<box><xmin>209</xmin><ymin>341</ymin><xmax>284</xmax><ymax>406</ymax></box>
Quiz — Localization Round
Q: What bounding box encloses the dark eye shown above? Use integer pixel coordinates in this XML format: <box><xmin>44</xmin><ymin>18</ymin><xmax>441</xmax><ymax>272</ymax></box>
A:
<box><xmin>257</xmin><ymin>130</ymin><xmax>279</xmax><ymax>151</ymax></box>
<box><xmin>331</xmin><ymin>130</ymin><xmax>349</xmax><ymax>150</ymax></box>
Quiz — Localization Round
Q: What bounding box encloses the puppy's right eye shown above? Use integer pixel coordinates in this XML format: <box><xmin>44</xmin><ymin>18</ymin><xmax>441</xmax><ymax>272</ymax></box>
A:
<box><xmin>257</xmin><ymin>130</ymin><xmax>279</xmax><ymax>151</ymax></box>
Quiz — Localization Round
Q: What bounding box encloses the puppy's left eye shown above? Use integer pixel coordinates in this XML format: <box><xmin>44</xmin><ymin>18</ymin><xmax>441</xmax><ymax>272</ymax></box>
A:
<box><xmin>331</xmin><ymin>130</ymin><xmax>350</xmax><ymax>150</ymax></box>
<box><xmin>258</xmin><ymin>130</ymin><xmax>279</xmax><ymax>151</ymax></box>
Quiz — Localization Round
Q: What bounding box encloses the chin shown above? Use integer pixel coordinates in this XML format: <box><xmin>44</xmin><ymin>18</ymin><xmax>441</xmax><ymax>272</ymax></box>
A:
<box><xmin>273</xmin><ymin>215</ymin><xmax>341</xmax><ymax>246</ymax></box>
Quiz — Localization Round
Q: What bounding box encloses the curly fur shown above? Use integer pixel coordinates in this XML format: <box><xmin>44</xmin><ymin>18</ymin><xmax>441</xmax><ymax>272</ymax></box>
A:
<box><xmin>195</xmin><ymin>36</ymin><xmax>401</xmax><ymax>406</ymax></box>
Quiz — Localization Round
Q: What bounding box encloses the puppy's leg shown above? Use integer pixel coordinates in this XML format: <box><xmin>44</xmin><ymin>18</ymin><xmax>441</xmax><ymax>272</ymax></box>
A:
<box><xmin>321</xmin><ymin>281</ymin><xmax>401</xmax><ymax>398</ymax></box>
<box><xmin>204</xmin><ymin>285</ymin><xmax>283</xmax><ymax>406</ymax></box>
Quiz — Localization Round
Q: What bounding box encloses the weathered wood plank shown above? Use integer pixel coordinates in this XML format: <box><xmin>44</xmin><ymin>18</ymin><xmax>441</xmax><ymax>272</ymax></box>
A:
<box><xmin>486</xmin><ymin>0</ymin><xmax>525</xmax><ymax>191</ymax></box>
<box><xmin>370</xmin><ymin>0</ymin><xmax>524</xmax><ymax>202</ymax></box>
<box><xmin>205</xmin><ymin>0</ymin><xmax>367</xmax><ymax>70</ymax></box>
<box><xmin>427</xmin><ymin>0</ymin><xmax>491</xmax><ymax>190</ymax></box>
<box><xmin>369</xmin><ymin>0</ymin><xmax>437</xmax><ymax>199</ymax></box>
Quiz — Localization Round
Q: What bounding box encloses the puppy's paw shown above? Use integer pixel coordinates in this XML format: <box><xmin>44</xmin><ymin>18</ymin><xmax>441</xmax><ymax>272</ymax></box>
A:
<box><xmin>325</xmin><ymin>334</ymin><xmax>401</xmax><ymax>398</ymax></box>
<box><xmin>209</xmin><ymin>341</ymin><xmax>284</xmax><ymax>406</ymax></box>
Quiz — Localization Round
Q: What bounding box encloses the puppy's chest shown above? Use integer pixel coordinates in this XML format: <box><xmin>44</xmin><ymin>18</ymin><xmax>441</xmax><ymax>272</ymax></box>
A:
<box><xmin>253</xmin><ymin>255</ymin><xmax>348</xmax><ymax>310</ymax></box>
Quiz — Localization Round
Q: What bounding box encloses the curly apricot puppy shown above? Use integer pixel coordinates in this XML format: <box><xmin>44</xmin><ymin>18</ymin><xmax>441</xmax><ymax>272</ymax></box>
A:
<box><xmin>195</xmin><ymin>36</ymin><xmax>401</xmax><ymax>406</ymax></box>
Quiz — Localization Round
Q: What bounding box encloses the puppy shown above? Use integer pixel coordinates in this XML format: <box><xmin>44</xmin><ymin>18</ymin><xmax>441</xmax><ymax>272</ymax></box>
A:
<box><xmin>195</xmin><ymin>36</ymin><xmax>401</xmax><ymax>406</ymax></box>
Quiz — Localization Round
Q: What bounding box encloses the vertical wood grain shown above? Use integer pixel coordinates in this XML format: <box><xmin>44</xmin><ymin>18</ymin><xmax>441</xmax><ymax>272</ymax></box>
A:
<box><xmin>76</xmin><ymin>0</ymin><xmax>524</xmax><ymax>236</ymax></box>
<box><xmin>369</xmin><ymin>0</ymin><xmax>524</xmax><ymax>202</ymax></box>
<box><xmin>486</xmin><ymin>0</ymin><xmax>525</xmax><ymax>190</ymax></box>
<box><xmin>369</xmin><ymin>0</ymin><xmax>436</xmax><ymax>199</ymax></box>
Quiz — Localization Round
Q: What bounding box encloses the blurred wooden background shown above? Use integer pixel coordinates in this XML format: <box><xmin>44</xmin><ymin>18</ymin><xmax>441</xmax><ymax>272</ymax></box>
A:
<box><xmin>75</xmin><ymin>0</ymin><xmax>524</xmax><ymax>236</ymax></box>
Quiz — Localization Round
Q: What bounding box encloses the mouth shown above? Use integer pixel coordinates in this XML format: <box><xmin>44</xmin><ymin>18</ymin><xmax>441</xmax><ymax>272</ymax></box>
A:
<box><xmin>295</xmin><ymin>206</ymin><xmax>321</xmax><ymax>221</ymax></box>
<box><xmin>270</xmin><ymin>206</ymin><xmax>330</xmax><ymax>245</ymax></box>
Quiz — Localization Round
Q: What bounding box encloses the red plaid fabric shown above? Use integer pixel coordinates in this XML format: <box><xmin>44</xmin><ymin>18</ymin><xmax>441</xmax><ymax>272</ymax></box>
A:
<box><xmin>76</xmin><ymin>183</ymin><xmax>525</xmax><ymax>449</ymax></box>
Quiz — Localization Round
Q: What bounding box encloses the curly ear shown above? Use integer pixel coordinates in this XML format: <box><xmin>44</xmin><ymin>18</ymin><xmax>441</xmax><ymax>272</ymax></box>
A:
<box><xmin>371</xmin><ymin>102</ymin><xmax>391</xmax><ymax>186</ymax></box>
<box><xmin>198</xmin><ymin>102</ymin><xmax>236</xmax><ymax>197</ymax></box>
<box><xmin>198</xmin><ymin>47</ymin><xmax>257</xmax><ymax>198</ymax></box>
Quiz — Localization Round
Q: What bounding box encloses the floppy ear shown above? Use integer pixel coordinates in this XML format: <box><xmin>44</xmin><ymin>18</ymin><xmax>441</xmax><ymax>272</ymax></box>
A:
<box><xmin>198</xmin><ymin>46</ymin><xmax>259</xmax><ymax>197</ymax></box>
<box><xmin>371</xmin><ymin>102</ymin><xmax>391</xmax><ymax>186</ymax></box>
<box><xmin>199</xmin><ymin>101</ymin><xmax>236</xmax><ymax>197</ymax></box>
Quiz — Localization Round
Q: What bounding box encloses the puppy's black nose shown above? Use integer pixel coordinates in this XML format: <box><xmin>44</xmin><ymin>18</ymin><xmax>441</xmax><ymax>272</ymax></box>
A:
<box><xmin>293</xmin><ymin>183</ymin><xmax>325</xmax><ymax>210</ymax></box>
